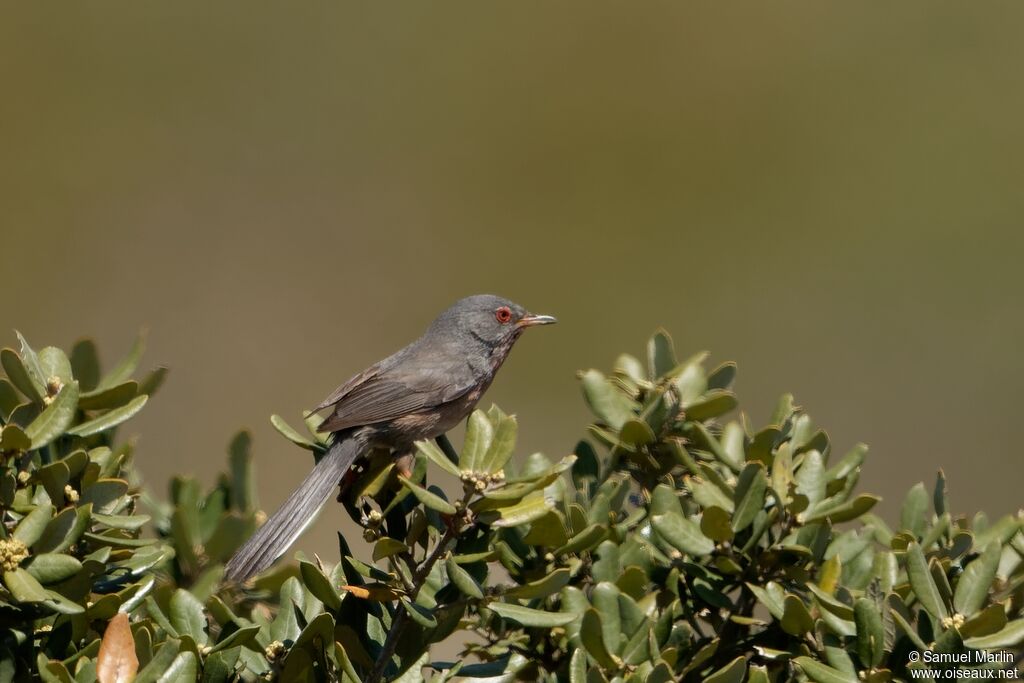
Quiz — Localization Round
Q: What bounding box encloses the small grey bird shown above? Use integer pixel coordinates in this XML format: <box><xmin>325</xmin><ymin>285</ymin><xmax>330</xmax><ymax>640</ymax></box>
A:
<box><xmin>224</xmin><ymin>295</ymin><xmax>555</xmax><ymax>582</ymax></box>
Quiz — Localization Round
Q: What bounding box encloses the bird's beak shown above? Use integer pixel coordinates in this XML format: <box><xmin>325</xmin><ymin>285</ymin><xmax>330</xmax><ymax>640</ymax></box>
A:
<box><xmin>517</xmin><ymin>313</ymin><xmax>557</xmax><ymax>328</ymax></box>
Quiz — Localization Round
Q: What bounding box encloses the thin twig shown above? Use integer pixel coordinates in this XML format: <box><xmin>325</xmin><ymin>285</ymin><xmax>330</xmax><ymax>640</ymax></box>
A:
<box><xmin>365</xmin><ymin>493</ymin><xmax>470</xmax><ymax>683</ymax></box>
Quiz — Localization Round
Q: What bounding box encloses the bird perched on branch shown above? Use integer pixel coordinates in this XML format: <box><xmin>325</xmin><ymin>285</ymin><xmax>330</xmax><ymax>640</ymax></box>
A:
<box><xmin>224</xmin><ymin>294</ymin><xmax>556</xmax><ymax>582</ymax></box>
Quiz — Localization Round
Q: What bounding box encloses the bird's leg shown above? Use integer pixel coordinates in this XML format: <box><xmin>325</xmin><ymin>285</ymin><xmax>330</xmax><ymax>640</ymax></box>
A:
<box><xmin>394</xmin><ymin>452</ymin><xmax>415</xmax><ymax>479</ymax></box>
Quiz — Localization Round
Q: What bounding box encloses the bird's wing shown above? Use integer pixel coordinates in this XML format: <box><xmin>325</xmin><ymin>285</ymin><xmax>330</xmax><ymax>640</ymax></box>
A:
<box><xmin>308</xmin><ymin>364</ymin><xmax>382</xmax><ymax>414</ymax></box>
<box><xmin>318</xmin><ymin>359</ymin><xmax>476</xmax><ymax>432</ymax></box>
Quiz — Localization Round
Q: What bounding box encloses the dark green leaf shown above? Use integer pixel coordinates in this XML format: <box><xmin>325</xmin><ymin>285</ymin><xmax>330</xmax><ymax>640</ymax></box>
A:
<box><xmin>24</xmin><ymin>553</ymin><xmax>82</xmax><ymax>584</ymax></box>
<box><xmin>445</xmin><ymin>556</ymin><xmax>483</xmax><ymax>599</ymax></box>
<box><xmin>651</xmin><ymin>514</ymin><xmax>714</xmax><ymax>556</ymax></box>
<box><xmin>901</xmin><ymin>483</ymin><xmax>929</xmax><ymax>538</ymax></box>
<box><xmin>906</xmin><ymin>542</ymin><xmax>948</xmax><ymax>621</ymax></box>
<box><xmin>69</xmin><ymin>339</ymin><xmax>101</xmax><ymax>392</ymax></box>
<box><xmin>170</xmin><ymin>589</ymin><xmax>209</xmax><ymax>646</ymax></box>
<box><xmin>1</xmin><ymin>347</ymin><xmax>44</xmax><ymax>403</ymax></box>
<box><xmin>79</xmin><ymin>382</ymin><xmax>138</xmax><ymax>411</ymax></box>
<box><xmin>732</xmin><ymin>463</ymin><xmax>766</xmax><ymax>532</ymax></box>
<box><xmin>26</xmin><ymin>381</ymin><xmax>79</xmax><ymax>448</ymax></box>
<box><xmin>794</xmin><ymin>657</ymin><xmax>857</xmax><ymax>683</ymax></box>
<box><xmin>704</xmin><ymin>656</ymin><xmax>746</xmax><ymax>683</ymax></box>
<box><xmin>460</xmin><ymin>410</ymin><xmax>494</xmax><ymax>473</ymax></box>
<box><xmin>581</xmin><ymin>370</ymin><xmax>636</xmax><ymax>430</ymax></box>
<box><xmin>68</xmin><ymin>395</ymin><xmax>148</xmax><ymax>437</ymax></box>
<box><xmin>953</xmin><ymin>541</ymin><xmax>1000</xmax><ymax>617</ymax></box>
<box><xmin>398</xmin><ymin>476</ymin><xmax>456</xmax><ymax>515</ymax></box>
<box><xmin>854</xmin><ymin>598</ymin><xmax>884</xmax><ymax>667</ymax></box>
<box><xmin>14</xmin><ymin>505</ymin><xmax>54</xmax><ymax>547</ymax></box>
<box><xmin>488</xmin><ymin>602</ymin><xmax>576</xmax><ymax>627</ymax></box>
<box><xmin>579</xmin><ymin>608</ymin><xmax>621</xmax><ymax>669</ymax></box>
<box><xmin>963</xmin><ymin>619</ymin><xmax>1024</xmax><ymax>649</ymax></box>
<box><xmin>781</xmin><ymin>595</ymin><xmax>814</xmax><ymax>635</ymax></box>
<box><xmin>299</xmin><ymin>561</ymin><xmax>343</xmax><ymax>611</ymax></box>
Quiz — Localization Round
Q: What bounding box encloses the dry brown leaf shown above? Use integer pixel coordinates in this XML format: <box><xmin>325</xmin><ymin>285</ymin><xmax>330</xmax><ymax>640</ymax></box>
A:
<box><xmin>97</xmin><ymin>612</ymin><xmax>139</xmax><ymax>683</ymax></box>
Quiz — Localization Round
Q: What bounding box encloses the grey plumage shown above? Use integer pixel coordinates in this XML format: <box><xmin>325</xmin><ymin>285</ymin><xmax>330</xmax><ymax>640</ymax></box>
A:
<box><xmin>224</xmin><ymin>295</ymin><xmax>555</xmax><ymax>583</ymax></box>
<box><xmin>224</xmin><ymin>434</ymin><xmax>368</xmax><ymax>582</ymax></box>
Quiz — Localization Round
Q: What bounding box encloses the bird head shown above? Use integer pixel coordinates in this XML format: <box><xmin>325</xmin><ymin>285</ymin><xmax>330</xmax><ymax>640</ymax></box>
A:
<box><xmin>435</xmin><ymin>294</ymin><xmax>556</xmax><ymax>349</ymax></box>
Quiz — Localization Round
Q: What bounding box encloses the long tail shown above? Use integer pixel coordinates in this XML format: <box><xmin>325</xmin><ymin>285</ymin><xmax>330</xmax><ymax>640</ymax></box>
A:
<box><xmin>224</xmin><ymin>434</ymin><xmax>368</xmax><ymax>583</ymax></box>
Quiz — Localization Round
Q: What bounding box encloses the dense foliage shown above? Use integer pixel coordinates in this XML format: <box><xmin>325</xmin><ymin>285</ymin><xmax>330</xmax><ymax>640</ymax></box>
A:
<box><xmin>0</xmin><ymin>330</ymin><xmax>1021</xmax><ymax>681</ymax></box>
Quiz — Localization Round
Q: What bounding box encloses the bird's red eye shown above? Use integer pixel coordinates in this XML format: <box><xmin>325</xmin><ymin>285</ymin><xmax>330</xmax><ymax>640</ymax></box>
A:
<box><xmin>495</xmin><ymin>306</ymin><xmax>513</xmax><ymax>324</ymax></box>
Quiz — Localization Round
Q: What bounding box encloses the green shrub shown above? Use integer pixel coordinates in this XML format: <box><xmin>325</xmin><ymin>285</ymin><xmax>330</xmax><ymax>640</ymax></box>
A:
<box><xmin>0</xmin><ymin>330</ymin><xmax>1021</xmax><ymax>681</ymax></box>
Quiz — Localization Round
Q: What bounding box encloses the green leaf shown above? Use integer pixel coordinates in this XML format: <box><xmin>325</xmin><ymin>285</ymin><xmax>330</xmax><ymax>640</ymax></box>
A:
<box><xmin>579</xmin><ymin>608</ymin><xmax>621</xmax><ymax>669</ymax></box>
<box><xmin>445</xmin><ymin>556</ymin><xmax>483</xmax><ymax>599</ymax></box>
<box><xmin>953</xmin><ymin>541</ymin><xmax>1001</xmax><ymax>617</ymax></box>
<box><xmin>619</xmin><ymin>418</ymin><xmax>656</xmax><ymax>447</ymax></box>
<box><xmin>481</xmin><ymin>409</ymin><xmax>517</xmax><ymax>474</ymax></box>
<box><xmin>25</xmin><ymin>381</ymin><xmax>79</xmax><ymax>449</ymax></box>
<box><xmin>802</xmin><ymin>495</ymin><xmax>880</xmax><ymax>524</ymax></box>
<box><xmin>69</xmin><ymin>339</ymin><xmax>101</xmax><ymax>392</ymax></box>
<box><xmin>36</xmin><ymin>655</ymin><xmax>73</xmax><ymax>683</ymax></box>
<box><xmin>372</xmin><ymin>538</ymin><xmax>408</xmax><ymax>562</ymax></box>
<box><xmin>2</xmin><ymin>344</ymin><xmax>44</xmax><ymax>402</ymax></box>
<box><xmin>701</xmin><ymin>506</ymin><xmax>734</xmax><ymax>542</ymax></box>
<box><xmin>13</xmin><ymin>505</ymin><xmax>54</xmax><ymax>547</ymax></box>
<box><xmin>647</xmin><ymin>329</ymin><xmax>677</xmax><ymax>379</ymax></box>
<box><xmin>228</xmin><ymin>431</ymin><xmax>255</xmax><ymax>513</ymax></box>
<box><xmin>99</xmin><ymin>332</ymin><xmax>145</xmax><ymax>390</ymax></box>
<box><xmin>795</xmin><ymin>450</ymin><xmax>826</xmax><ymax>507</ymax></box>
<box><xmin>794</xmin><ymin>657</ymin><xmax>857</xmax><ymax>683</ymax></box>
<box><xmin>707</xmin><ymin>361</ymin><xmax>737</xmax><ymax>391</ymax></box>
<box><xmin>506</xmin><ymin>568</ymin><xmax>570</xmax><ymax>600</ymax></box>
<box><xmin>398</xmin><ymin>476</ymin><xmax>456</xmax><ymax>515</ymax></box>
<box><xmin>569</xmin><ymin>649</ymin><xmax>586</xmax><ymax>683</ymax></box>
<box><xmin>416</xmin><ymin>439</ymin><xmax>461</xmax><ymax>478</ymax></box>
<box><xmin>138</xmin><ymin>366</ymin><xmax>168</xmax><ymax>397</ymax></box>
<box><xmin>92</xmin><ymin>513</ymin><xmax>152</xmax><ymax>531</ymax></box>
<box><xmin>35</xmin><ymin>504</ymin><xmax>92</xmax><ymax>553</ymax></box>
<box><xmin>79</xmin><ymin>381</ymin><xmax>139</xmax><ymax>411</ymax></box>
<box><xmin>169</xmin><ymin>588</ymin><xmax>209</xmax><ymax>646</ymax></box>
<box><xmin>704</xmin><ymin>656</ymin><xmax>746</xmax><ymax>683</ymax></box>
<box><xmin>554</xmin><ymin>523</ymin><xmax>606</xmax><ymax>556</ymax></box>
<box><xmin>80</xmin><ymin>479</ymin><xmax>130</xmax><ymax>514</ymax></box>
<box><xmin>854</xmin><ymin>598</ymin><xmax>884</xmax><ymax>668</ymax></box>
<box><xmin>293</xmin><ymin>611</ymin><xmax>336</xmax><ymax>650</ymax></box>
<box><xmin>901</xmin><ymin>482</ymin><xmax>929</xmax><ymax>538</ymax></box>
<box><xmin>781</xmin><ymin>594</ymin><xmax>814</xmax><ymax>635</ymax></box>
<box><xmin>270</xmin><ymin>414</ymin><xmax>322</xmax><ymax>452</ymax></box>
<box><xmin>488</xmin><ymin>602</ymin><xmax>576</xmax><ymax>627</ymax></box>
<box><xmin>581</xmin><ymin>370</ymin><xmax>636</xmax><ymax>430</ymax></box>
<box><xmin>687</xmin><ymin>475</ymin><xmax>734</xmax><ymax>512</ymax></box>
<box><xmin>68</xmin><ymin>394</ymin><xmax>148</xmax><ymax>437</ymax></box>
<box><xmin>461</xmin><ymin>410</ymin><xmax>494</xmax><ymax>473</ymax></box>
<box><xmin>393</xmin><ymin>651</ymin><xmax>429</xmax><ymax>683</ymax></box>
<box><xmin>300</xmin><ymin>560</ymin><xmax>343</xmax><ymax>611</ymax></box>
<box><xmin>134</xmin><ymin>640</ymin><xmax>182</xmax><ymax>683</ymax></box>
<box><xmin>651</xmin><ymin>514</ymin><xmax>714</xmax><ymax>556</ymax></box>
<box><xmin>959</xmin><ymin>603</ymin><xmax>1007</xmax><ymax>639</ymax></box>
<box><xmin>24</xmin><ymin>553</ymin><xmax>82</xmax><ymax>584</ymax></box>
<box><xmin>0</xmin><ymin>424</ymin><xmax>30</xmax><ymax>451</ymax></box>
<box><xmin>672</xmin><ymin>351</ymin><xmax>709</xmax><ymax>404</ymax></box>
<box><xmin>963</xmin><ymin>619</ymin><xmax>1024</xmax><ymax>649</ymax></box>
<box><xmin>209</xmin><ymin>625</ymin><xmax>260</xmax><ymax>654</ymax></box>
<box><xmin>4</xmin><ymin>567</ymin><xmax>51</xmax><ymax>602</ymax></box>
<box><xmin>732</xmin><ymin>463</ymin><xmax>767</xmax><ymax>532</ymax></box>
<box><xmin>486</xmin><ymin>491</ymin><xmax>553</xmax><ymax>528</ymax></box>
<box><xmin>906</xmin><ymin>541</ymin><xmax>948</xmax><ymax>620</ymax></box>
<box><xmin>684</xmin><ymin>390</ymin><xmax>738</xmax><ymax>422</ymax></box>
<box><xmin>157</xmin><ymin>652</ymin><xmax>196</xmax><ymax>683</ymax></box>
<box><xmin>38</xmin><ymin>347</ymin><xmax>73</xmax><ymax>385</ymax></box>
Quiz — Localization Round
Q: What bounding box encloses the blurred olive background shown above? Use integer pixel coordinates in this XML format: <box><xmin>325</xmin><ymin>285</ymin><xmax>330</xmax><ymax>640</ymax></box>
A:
<box><xmin>3</xmin><ymin>3</ymin><xmax>1022</xmax><ymax>562</ymax></box>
